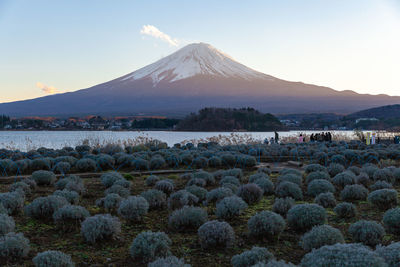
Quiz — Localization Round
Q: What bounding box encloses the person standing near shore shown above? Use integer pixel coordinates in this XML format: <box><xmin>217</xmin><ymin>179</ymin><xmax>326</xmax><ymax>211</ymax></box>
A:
<box><xmin>275</xmin><ymin>131</ymin><xmax>279</xmax><ymax>144</ymax></box>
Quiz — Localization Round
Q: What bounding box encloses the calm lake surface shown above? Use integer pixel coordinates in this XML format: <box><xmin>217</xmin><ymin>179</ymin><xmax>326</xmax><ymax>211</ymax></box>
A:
<box><xmin>0</xmin><ymin>130</ymin><xmax>360</xmax><ymax>151</ymax></box>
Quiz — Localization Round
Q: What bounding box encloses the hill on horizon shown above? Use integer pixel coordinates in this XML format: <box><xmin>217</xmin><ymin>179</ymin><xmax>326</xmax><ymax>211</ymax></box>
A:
<box><xmin>347</xmin><ymin>104</ymin><xmax>400</xmax><ymax>119</ymax></box>
<box><xmin>1</xmin><ymin>42</ymin><xmax>400</xmax><ymax>117</ymax></box>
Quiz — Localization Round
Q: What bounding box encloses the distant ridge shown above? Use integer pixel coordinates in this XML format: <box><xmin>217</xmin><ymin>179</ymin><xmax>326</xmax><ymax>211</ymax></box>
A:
<box><xmin>1</xmin><ymin>42</ymin><xmax>400</xmax><ymax>117</ymax></box>
<box><xmin>347</xmin><ymin>104</ymin><xmax>400</xmax><ymax>119</ymax></box>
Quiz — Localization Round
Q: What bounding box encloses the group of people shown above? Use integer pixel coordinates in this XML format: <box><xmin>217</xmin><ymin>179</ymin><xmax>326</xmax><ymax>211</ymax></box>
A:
<box><xmin>264</xmin><ymin>131</ymin><xmax>280</xmax><ymax>145</ymax></box>
<box><xmin>309</xmin><ymin>132</ymin><xmax>333</xmax><ymax>142</ymax></box>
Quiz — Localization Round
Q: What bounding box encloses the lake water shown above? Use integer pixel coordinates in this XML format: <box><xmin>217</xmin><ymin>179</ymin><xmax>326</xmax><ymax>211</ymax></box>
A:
<box><xmin>0</xmin><ymin>130</ymin><xmax>360</xmax><ymax>151</ymax></box>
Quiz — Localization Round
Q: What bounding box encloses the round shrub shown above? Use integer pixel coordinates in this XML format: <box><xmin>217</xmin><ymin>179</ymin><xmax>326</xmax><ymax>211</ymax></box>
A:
<box><xmin>187</xmin><ymin>178</ymin><xmax>206</xmax><ymax>187</ymax></box>
<box><xmin>197</xmin><ymin>220</ymin><xmax>235</xmax><ymax>249</ymax></box>
<box><xmin>373</xmin><ymin>169</ymin><xmax>394</xmax><ymax>184</ymax></box>
<box><xmin>237</xmin><ymin>183</ymin><xmax>263</xmax><ymax>205</ymax></box>
<box><xmin>375</xmin><ymin>242</ymin><xmax>400</xmax><ymax>267</ymax></box>
<box><xmin>216</xmin><ymin>196</ymin><xmax>248</xmax><ymax>220</ymax></box>
<box><xmin>305</xmin><ymin>164</ymin><xmax>327</xmax><ymax>174</ymax></box>
<box><xmin>193</xmin><ymin>156</ymin><xmax>208</xmax><ymax>168</ymax></box>
<box><xmin>348</xmin><ymin>166</ymin><xmax>361</xmax><ymax>176</ymax></box>
<box><xmin>383</xmin><ymin>208</ymin><xmax>400</xmax><ymax>235</ymax></box>
<box><xmin>368</xmin><ymin>189</ymin><xmax>398</xmax><ymax>210</ymax></box>
<box><xmin>307</xmin><ymin>179</ymin><xmax>335</xmax><ymax>197</ymax></box>
<box><xmin>348</xmin><ymin>220</ymin><xmax>385</xmax><ymax>247</ymax></box>
<box><xmin>277</xmin><ymin>174</ymin><xmax>302</xmax><ymax>187</ymax></box>
<box><xmin>275</xmin><ymin>181</ymin><xmax>303</xmax><ymax>200</ymax></box>
<box><xmin>231</xmin><ymin>247</ymin><xmax>274</xmax><ymax>267</ymax></box>
<box><xmin>332</xmin><ymin>171</ymin><xmax>355</xmax><ymax>188</ymax></box>
<box><xmin>370</xmin><ymin>180</ymin><xmax>393</xmax><ymax>191</ymax></box>
<box><xmin>140</xmin><ymin>189</ymin><xmax>167</xmax><ymax>210</ymax></box>
<box><xmin>96</xmin><ymin>154</ymin><xmax>115</xmax><ymax>170</ymax></box>
<box><xmin>328</xmin><ymin>163</ymin><xmax>345</xmax><ymax>177</ymax></box>
<box><xmin>118</xmin><ymin>196</ymin><xmax>149</xmax><ymax>222</ymax></box>
<box><xmin>0</xmin><ymin>214</ymin><xmax>15</xmax><ymax>236</ymax></box>
<box><xmin>81</xmin><ymin>214</ymin><xmax>121</xmax><ymax>244</ymax></box>
<box><xmin>154</xmin><ymin>180</ymin><xmax>174</xmax><ymax>195</ymax></box>
<box><xmin>53</xmin><ymin>162</ymin><xmax>71</xmax><ymax>174</ymax></box>
<box><xmin>222</xmin><ymin>183</ymin><xmax>239</xmax><ymax>194</ymax></box>
<box><xmin>100</xmin><ymin>172</ymin><xmax>124</xmax><ymax>188</ymax></box>
<box><xmin>75</xmin><ymin>158</ymin><xmax>96</xmax><ymax>172</ymax></box>
<box><xmin>248</xmin><ymin>211</ymin><xmax>286</xmax><ymax>239</ymax></box>
<box><xmin>340</xmin><ymin>184</ymin><xmax>368</xmax><ymax>201</ymax></box>
<box><xmin>0</xmin><ymin>232</ymin><xmax>30</xmax><ymax>261</ymax></box>
<box><xmin>280</xmin><ymin>168</ymin><xmax>302</xmax><ymax>177</ymax></box>
<box><xmin>223</xmin><ymin>168</ymin><xmax>244</xmax><ymax>180</ymax></box>
<box><xmin>300</xmin><ymin>225</ymin><xmax>344</xmax><ymax>252</ymax></box>
<box><xmin>53</xmin><ymin>205</ymin><xmax>90</xmax><ymax>230</ymax></box>
<box><xmin>334</xmin><ymin>202</ymin><xmax>357</xmax><ymax>218</ymax></box>
<box><xmin>272</xmin><ymin>197</ymin><xmax>295</xmax><ymax>217</ymax></box>
<box><xmin>168</xmin><ymin>190</ymin><xmax>198</xmax><ymax>210</ymax></box>
<box><xmin>33</xmin><ymin>250</ymin><xmax>74</xmax><ymax>267</ymax></box>
<box><xmin>25</xmin><ymin>195</ymin><xmax>69</xmax><ymax>219</ymax></box>
<box><xmin>145</xmin><ymin>175</ymin><xmax>160</xmax><ymax>186</ymax></box>
<box><xmin>194</xmin><ymin>171</ymin><xmax>215</xmax><ymax>185</ymax></box>
<box><xmin>185</xmin><ymin>185</ymin><xmax>207</xmax><ymax>202</ymax></box>
<box><xmin>105</xmin><ymin>184</ymin><xmax>130</xmax><ymax>198</ymax></box>
<box><xmin>130</xmin><ymin>231</ymin><xmax>171</xmax><ymax>262</ymax></box>
<box><xmin>148</xmin><ymin>256</ymin><xmax>190</xmax><ymax>267</ymax></box>
<box><xmin>220</xmin><ymin>176</ymin><xmax>241</xmax><ymax>186</ymax></box>
<box><xmin>150</xmin><ymin>156</ymin><xmax>166</xmax><ymax>170</ymax></box>
<box><xmin>249</xmin><ymin>173</ymin><xmax>269</xmax><ymax>183</ymax></box>
<box><xmin>287</xmin><ymin>204</ymin><xmax>326</xmax><ymax>231</ymax></box>
<box><xmin>355</xmin><ymin>172</ymin><xmax>371</xmax><ymax>187</ymax></box>
<box><xmin>32</xmin><ymin>170</ymin><xmax>56</xmax><ymax>186</ymax></box>
<box><xmin>300</xmin><ymin>243</ymin><xmax>387</xmax><ymax>267</ymax></box>
<box><xmin>53</xmin><ymin>190</ymin><xmax>80</xmax><ymax>205</ymax></box>
<box><xmin>0</xmin><ymin>191</ymin><xmax>25</xmax><ymax>215</ymax></box>
<box><xmin>206</xmin><ymin>187</ymin><xmax>234</xmax><ymax>204</ymax></box>
<box><xmin>314</xmin><ymin>192</ymin><xmax>336</xmax><ymax>208</ymax></box>
<box><xmin>305</xmin><ymin>171</ymin><xmax>330</xmax><ymax>184</ymax></box>
<box><xmin>262</xmin><ymin>260</ymin><xmax>297</xmax><ymax>267</ymax></box>
<box><xmin>168</xmin><ymin>206</ymin><xmax>208</xmax><ymax>232</ymax></box>
<box><xmin>253</xmin><ymin>178</ymin><xmax>274</xmax><ymax>196</ymax></box>
<box><xmin>95</xmin><ymin>193</ymin><xmax>122</xmax><ymax>212</ymax></box>
<box><xmin>9</xmin><ymin>182</ymin><xmax>31</xmax><ymax>196</ymax></box>
<box><xmin>208</xmin><ymin>156</ymin><xmax>222</xmax><ymax>168</ymax></box>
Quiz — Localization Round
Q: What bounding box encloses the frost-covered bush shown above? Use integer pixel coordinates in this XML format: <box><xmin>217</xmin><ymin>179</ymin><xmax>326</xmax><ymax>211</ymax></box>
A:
<box><xmin>22</xmin><ymin>178</ymin><xmax>37</xmax><ymax>190</ymax></box>
<box><xmin>148</xmin><ymin>256</ymin><xmax>190</xmax><ymax>267</ymax></box>
<box><xmin>307</xmin><ymin>179</ymin><xmax>335</xmax><ymax>197</ymax></box>
<box><xmin>0</xmin><ymin>214</ymin><xmax>15</xmax><ymax>236</ymax></box>
<box><xmin>314</xmin><ymin>192</ymin><xmax>336</xmax><ymax>208</ymax></box>
<box><xmin>355</xmin><ymin>172</ymin><xmax>371</xmax><ymax>187</ymax></box>
<box><xmin>300</xmin><ymin>225</ymin><xmax>344</xmax><ymax>252</ymax></box>
<box><xmin>53</xmin><ymin>205</ymin><xmax>90</xmax><ymax>229</ymax></box>
<box><xmin>140</xmin><ymin>189</ymin><xmax>167</xmax><ymax>210</ymax></box>
<box><xmin>206</xmin><ymin>187</ymin><xmax>234</xmax><ymax>204</ymax></box>
<box><xmin>53</xmin><ymin>190</ymin><xmax>79</xmax><ymax>205</ymax></box>
<box><xmin>261</xmin><ymin>260</ymin><xmax>296</xmax><ymax>267</ymax></box>
<box><xmin>370</xmin><ymin>180</ymin><xmax>393</xmax><ymax>191</ymax></box>
<box><xmin>197</xmin><ymin>220</ymin><xmax>235</xmax><ymax>249</ymax></box>
<box><xmin>81</xmin><ymin>214</ymin><xmax>121</xmax><ymax>244</ymax></box>
<box><xmin>375</xmin><ymin>242</ymin><xmax>400</xmax><ymax>267</ymax></box>
<box><xmin>154</xmin><ymin>180</ymin><xmax>174</xmax><ymax>195</ymax></box>
<box><xmin>257</xmin><ymin>167</ymin><xmax>272</xmax><ymax>175</ymax></box>
<box><xmin>348</xmin><ymin>220</ymin><xmax>385</xmax><ymax>247</ymax></box>
<box><xmin>105</xmin><ymin>184</ymin><xmax>130</xmax><ymax>198</ymax></box>
<box><xmin>216</xmin><ymin>196</ymin><xmax>248</xmax><ymax>220</ymax></box>
<box><xmin>373</xmin><ymin>169</ymin><xmax>395</xmax><ymax>184</ymax></box>
<box><xmin>185</xmin><ymin>185</ymin><xmax>207</xmax><ymax>202</ymax></box>
<box><xmin>362</xmin><ymin>163</ymin><xmax>379</xmax><ymax>178</ymax></box>
<box><xmin>145</xmin><ymin>175</ymin><xmax>160</xmax><ymax>186</ymax></box>
<box><xmin>95</xmin><ymin>193</ymin><xmax>122</xmax><ymax>212</ymax></box>
<box><xmin>31</xmin><ymin>158</ymin><xmax>51</xmax><ymax>171</ymax></box>
<box><xmin>117</xmin><ymin>196</ymin><xmax>149</xmax><ymax>221</ymax></box>
<box><xmin>340</xmin><ymin>184</ymin><xmax>368</xmax><ymax>201</ymax></box>
<box><xmin>237</xmin><ymin>183</ymin><xmax>263</xmax><ymax>205</ymax></box>
<box><xmin>0</xmin><ymin>204</ymin><xmax>6</xmax><ymax>214</ymax></box>
<box><xmin>168</xmin><ymin>206</ymin><xmax>207</xmax><ymax>232</ymax></box>
<box><xmin>96</xmin><ymin>154</ymin><xmax>115</xmax><ymax>170</ymax></box>
<box><xmin>383</xmin><ymin>208</ymin><xmax>400</xmax><ymax>235</ymax></box>
<box><xmin>100</xmin><ymin>172</ymin><xmax>124</xmax><ymax>188</ymax></box>
<box><xmin>248</xmin><ymin>211</ymin><xmax>286</xmax><ymax>239</ymax></box>
<box><xmin>0</xmin><ymin>232</ymin><xmax>30</xmax><ymax>260</ymax></box>
<box><xmin>193</xmin><ymin>156</ymin><xmax>208</xmax><ymax>168</ymax></box>
<box><xmin>187</xmin><ymin>178</ymin><xmax>206</xmax><ymax>187</ymax></box>
<box><xmin>332</xmin><ymin>171</ymin><xmax>355</xmax><ymax>188</ymax></box>
<box><xmin>249</xmin><ymin>173</ymin><xmax>269</xmax><ymax>183</ymax></box>
<box><xmin>305</xmin><ymin>164</ymin><xmax>327</xmax><ymax>174</ymax></box>
<box><xmin>287</xmin><ymin>204</ymin><xmax>326</xmax><ymax>231</ymax></box>
<box><xmin>272</xmin><ymin>197</ymin><xmax>295</xmax><ymax>217</ymax></box>
<box><xmin>25</xmin><ymin>195</ymin><xmax>68</xmax><ymax>219</ymax></box>
<box><xmin>328</xmin><ymin>163</ymin><xmax>345</xmax><ymax>177</ymax></box>
<box><xmin>53</xmin><ymin>162</ymin><xmax>71</xmax><ymax>174</ymax></box>
<box><xmin>32</xmin><ymin>250</ymin><xmax>74</xmax><ymax>267</ymax></box>
<box><xmin>194</xmin><ymin>171</ymin><xmax>215</xmax><ymax>185</ymax></box>
<box><xmin>368</xmin><ymin>189</ymin><xmax>398</xmax><ymax>210</ymax></box>
<box><xmin>348</xmin><ymin>166</ymin><xmax>361</xmax><ymax>176</ymax></box>
<box><xmin>208</xmin><ymin>156</ymin><xmax>222</xmax><ymax>168</ymax></box>
<box><xmin>220</xmin><ymin>176</ymin><xmax>241</xmax><ymax>186</ymax></box>
<box><xmin>130</xmin><ymin>231</ymin><xmax>171</xmax><ymax>262</ymax></box>
<box><xmin>9</xmin><ymin>182</ymin><xmax>31</xmax><ymax>196</ymax></box>
<box><xmin>0</xmin><ymin>191</ymin><xmax>24</xmax><ymax>215</ymax></box>
<box><xmin>305</xmin><ymin>171</ymin><xmax>330</xmax><ymax>184</ymax></box>
<box><xmin>253</xmin><ymin>178</ymin><xmax>274</xmax><ymax>196</ymax></box>
<box><xmin>277</xmin><ymin>174</ymin><xmax>302</xmax><ymax>187</ymax></box>
<box><xmin>280</xmin><ymin>168</ymin><xmax>302</xmax><ymax>177</ymax></box>
<box><xmin>75</xmin><ymin>158</ymin><xmax>96</xmax><ymax>172</ymax></box>
<box><xmin>334</xmin><ymin>202</ymin><xmax>356</xmax><ymax>218</ymax></box>
<box><xmin>32</xmin><ymin>170</ymin><xmax>56</xmax><ymax>186</ymax></box>
<box><xmin>275</xmin><ymin>181</ymin><xmax>303</xmax><ymax>200</ymax></box>
<box><xmin>168</xmin><ymin>190</ymin><xmax>198</xmax><ymax>210</ymax></box>
<box><xmin>300</xmin><ymin>243</ymin><xmax>387</xmax><ymax>267</ymax></box>
<box><xmin>231</xmin><ymin>247</ymin><xmax>274</xmax><ymax>267</ymax></box>
<box><xmin>150</xmin><ymin>156</ymin><xmax>167</xmax><ymax>170</ymax></box>
<box><xmin>223</xmin><ymin>168</ymin><xmax>244</xmax><ymax>180</ymax></box>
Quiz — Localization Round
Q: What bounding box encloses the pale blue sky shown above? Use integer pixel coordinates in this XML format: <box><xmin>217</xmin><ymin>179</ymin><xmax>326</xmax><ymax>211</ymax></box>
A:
<box><xmin>1</xmin><ymin>0</ymin><xmax>399</xmax><ymax>103</ymax></box>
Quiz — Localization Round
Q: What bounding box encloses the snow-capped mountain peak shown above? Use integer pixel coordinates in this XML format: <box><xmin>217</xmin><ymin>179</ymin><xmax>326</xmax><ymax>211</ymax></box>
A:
<box><xmin>122</xmin><ymin>42</ymin><xmax>273</xmax><ymax>85</ymax></box>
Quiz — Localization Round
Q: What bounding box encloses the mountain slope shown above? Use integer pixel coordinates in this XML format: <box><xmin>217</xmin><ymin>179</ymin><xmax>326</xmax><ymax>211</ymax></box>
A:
<box><xmin>1</xmin><ymin>43</ymin><xmax>399</xmax><ymax>117</ymax></box>
<box><xmin>347</xmin><ymin>104</ymin><xmax>400</xmax><ymax>119</ymax></box>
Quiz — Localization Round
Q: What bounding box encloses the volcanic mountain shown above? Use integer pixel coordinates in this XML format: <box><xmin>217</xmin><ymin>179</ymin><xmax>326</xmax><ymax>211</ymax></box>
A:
<box><xmin>1</xmin><ymin>42</ymin><xmax>399</xmax><ymax>117</ymax></box>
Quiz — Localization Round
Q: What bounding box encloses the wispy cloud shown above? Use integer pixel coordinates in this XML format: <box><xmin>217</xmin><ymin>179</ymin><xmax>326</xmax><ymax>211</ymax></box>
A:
<box><xmin>140</xmin><ymin>25</ymin><xmax>178</xmax><ymax>46</ymax></box>
<box><xmin>36</xmin><ymin>82</ymin><xmax>59</xmax><ymax>94</ymax></box>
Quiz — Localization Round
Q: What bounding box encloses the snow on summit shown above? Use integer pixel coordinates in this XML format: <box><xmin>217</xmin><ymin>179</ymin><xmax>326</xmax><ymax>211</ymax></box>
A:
<box><xmin>122</xmin><ymin>43</ymin><xmax>273</xmax><ymax>84</ymax></box>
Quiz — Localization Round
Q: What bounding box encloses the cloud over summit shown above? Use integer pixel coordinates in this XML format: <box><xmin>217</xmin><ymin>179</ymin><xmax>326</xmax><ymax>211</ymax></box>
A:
<box><xmin>140</xmin><ymin>25</ymin><xmax>178</xmax><ymax>46</ymax></box>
